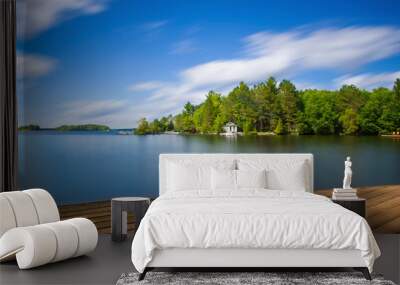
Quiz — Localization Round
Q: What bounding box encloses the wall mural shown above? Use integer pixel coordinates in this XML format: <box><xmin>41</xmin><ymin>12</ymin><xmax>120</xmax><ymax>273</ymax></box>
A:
<box><xmin>16</xmin><ymin>0</ymin><xmax>400</xmax><ymax>205</ymax></box>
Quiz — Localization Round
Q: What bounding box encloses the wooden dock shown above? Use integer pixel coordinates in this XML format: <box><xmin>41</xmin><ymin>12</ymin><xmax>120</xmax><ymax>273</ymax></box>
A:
<box><xmin>59</xmin><ymin>185</ymin><xmax>400</xmax><ymax>234</ymax></box>
<box><xmin>59</xmin><ymin>200</ymin><xmax>135</xmax><ymax>234</ymax></box>
<box><xmin>317</xmin><ymin>185</ymin><xmax>400</xmax><ymax>233</ymax></box>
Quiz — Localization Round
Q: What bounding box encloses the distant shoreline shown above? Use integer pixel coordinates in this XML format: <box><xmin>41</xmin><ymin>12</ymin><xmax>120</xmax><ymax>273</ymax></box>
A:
<box><xmin>19</xmin><ymin>128</ymin><xmax>113</xmax><ymax>131</ymax></box>
<box><xmin>18</xmin><ymin>124</ymin><xmax>111</xmax><ymax>132</ymax></box>
<box><xmin>17</xmin><ymin>129</ymin><xmax>399</xmax><ymax>138</ymax></box>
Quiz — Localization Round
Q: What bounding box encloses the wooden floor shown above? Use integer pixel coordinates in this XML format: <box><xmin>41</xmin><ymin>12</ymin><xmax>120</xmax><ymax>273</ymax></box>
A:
<box><xmin>317</xmin><ymin>185</ymin><xmax>400</xmax><ymax>234</ymax></box>
<box><xmin>59</xmin><ymin>184</ymin><xmax>400</xmax><ymax>234</ymax></box>
<box><xmin>59</xmin><ymin>200</ymin><xmax>135</xmax><ymax>234</ymax></box>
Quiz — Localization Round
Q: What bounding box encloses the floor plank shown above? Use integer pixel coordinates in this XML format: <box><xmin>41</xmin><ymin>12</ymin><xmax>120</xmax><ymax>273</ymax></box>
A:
<box><xmin>316</xmin><ymin>185</ymin><xmax>400</xmax><ymax>233</ymax></box>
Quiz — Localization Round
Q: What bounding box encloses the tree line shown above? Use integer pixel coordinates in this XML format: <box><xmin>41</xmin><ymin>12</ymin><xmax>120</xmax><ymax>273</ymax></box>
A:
<box><xmin>135</xmin><ymin>77</ymin><xmax>400</xmax><ymax>136</ymax></box>
<box><xmin>18</xmin><ymin>124</ymin><xmax>110</xmax><ymax>132</ymax></box>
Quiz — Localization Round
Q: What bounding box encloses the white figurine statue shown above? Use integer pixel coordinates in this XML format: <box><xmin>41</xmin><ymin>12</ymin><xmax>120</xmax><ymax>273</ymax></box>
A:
<box><xmin>343</xmin><ymin>156</ymin><xmax>352</xmax><ymax>189</ymax></box>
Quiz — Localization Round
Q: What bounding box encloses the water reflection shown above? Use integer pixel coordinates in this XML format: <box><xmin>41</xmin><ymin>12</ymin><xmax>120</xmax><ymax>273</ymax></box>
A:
<box><xmin>18</xmin><ymin>131</ymin><xmax>400</xmax><ymax>204</ymax></box>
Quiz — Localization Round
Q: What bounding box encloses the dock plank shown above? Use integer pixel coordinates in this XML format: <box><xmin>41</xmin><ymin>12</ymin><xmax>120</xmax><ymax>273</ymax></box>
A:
<box><xmin>59</xmin><ymin>200</ymin><xmax>136</xmax><ymax>234</ymax></box>
<box><xmin>368</xmin><ymin>196</ymin><xmax>400</xmax><ymax>215</ymax></box>
<box><xmin>315</xmin><ymin>185</ymin><xmax>400</xmax><ymax>233</ymax></box>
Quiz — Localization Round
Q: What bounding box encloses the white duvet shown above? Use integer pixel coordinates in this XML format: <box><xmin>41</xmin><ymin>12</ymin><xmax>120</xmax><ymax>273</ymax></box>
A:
<box><xmin>131</xmin><ymin>190</ymin><xmax>380</xmax><ymax>273</ymax></box>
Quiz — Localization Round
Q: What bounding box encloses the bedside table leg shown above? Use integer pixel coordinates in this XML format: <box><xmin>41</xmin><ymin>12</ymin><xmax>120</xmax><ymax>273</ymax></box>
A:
<box><xmin>111</xmin><ymin>202</ymin><xmax>122</xmax><ymax>242</ymax></box>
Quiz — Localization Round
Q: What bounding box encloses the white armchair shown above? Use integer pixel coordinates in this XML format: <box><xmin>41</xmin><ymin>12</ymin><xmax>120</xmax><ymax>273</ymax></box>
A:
<box><xmin>0</xmin><ymin>189</ymin><xmax>98</xmax><ymax>269</ymax></box>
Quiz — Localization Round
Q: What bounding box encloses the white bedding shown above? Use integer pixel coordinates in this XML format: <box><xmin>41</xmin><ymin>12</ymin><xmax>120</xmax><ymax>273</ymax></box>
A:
<box><xmin>131</xmin><ymin>190</ymin><xmax>380</xmax><ymax>273</ymax></box>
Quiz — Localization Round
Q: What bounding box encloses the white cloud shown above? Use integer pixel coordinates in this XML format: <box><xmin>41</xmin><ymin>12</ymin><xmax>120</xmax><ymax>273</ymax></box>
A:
<box><xmin>128</xmin><ymin>81</ymin><xmax>164</xmax><ymax>92</ymax></box>
<box><xmin>17</xmin><ymin>53</ymin><xmax>56</xmax><ymax>78</ymax></box>
<box><xmin>335</xmin><ymin>71</ymin><xmax>400</xmax><ymax>89</ymax></box>
<box><xmin>64</xmin><ymin>100</ymin><xmax>126</xmax><ymax>119</ymax></box>
<box><xmin>38</xmin><ymin>25</ymin><xmax>400</xmax><ymax>128</ymax></box>
<box><xmin>17</xmin><ymin>0</ymin><xmax>107</xmax><ymax>38</ymax></box>
<box><xmin>180</xmin><ymin>26</ymin><xmax>400</xmax><ymax>89</ymax></box>
<box><xmin>52</xmin><ymin>99</ymin><xmax>128</xmax><ymax>128</ymax></box>
<box><xmin>50</xmin><ymin>98</ymin><xmax>178</xmax><ymax>128</ymax></box>
<box><xmin>293</xmin><ymin>81</ymin><xmax>327</xmax><ymax>91</ymax></box>
<box><xmin>170</xmin><ymin>39</ymin><xmax>197</xmax><ymax>54</ymax></box>
<box><xmin>139</xmin><ymin>20</ymin><xmax>169</xmax><ymax>41</ymax></box>
<box><xmin>244</xmin><ymin>27</ymin><xmax>400</xmax><ymax>69</ymax></box>
<box><xmin>141</xmin><ymin>20</ymin><xmax>168</xmax><ymax>31</ymax></box>
<box><xmin>128</xmin><ymin>26</ymin><xmax>400</xmax><ymax>121</ymax></box>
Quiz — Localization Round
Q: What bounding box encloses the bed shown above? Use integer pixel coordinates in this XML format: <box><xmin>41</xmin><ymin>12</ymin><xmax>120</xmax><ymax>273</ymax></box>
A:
<box><xmin>131</xmin><ymin>153</ymin><xmax>380</xmax><ymax>280</ymax></box>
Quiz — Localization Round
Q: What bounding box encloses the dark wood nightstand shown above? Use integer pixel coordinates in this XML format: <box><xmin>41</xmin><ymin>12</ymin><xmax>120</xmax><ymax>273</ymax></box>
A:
<box><xmin>332</xmin><ymin>198</ymin><xmax>366</xmax><ymax>218</ymax></box>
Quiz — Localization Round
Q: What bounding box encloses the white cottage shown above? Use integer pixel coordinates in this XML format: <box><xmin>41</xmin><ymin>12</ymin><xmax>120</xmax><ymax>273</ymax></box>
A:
<box><xmin>223</xmin><ymin>122</ymin><xmax>237</xmax><ymax>135</ymax></box>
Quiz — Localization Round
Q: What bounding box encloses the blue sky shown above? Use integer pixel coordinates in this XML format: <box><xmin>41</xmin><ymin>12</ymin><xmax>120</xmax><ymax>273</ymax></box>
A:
<box><xmin>17</xmin><ymin>0</ymin><xmax>400</xmax><ymax>128</ymax></box>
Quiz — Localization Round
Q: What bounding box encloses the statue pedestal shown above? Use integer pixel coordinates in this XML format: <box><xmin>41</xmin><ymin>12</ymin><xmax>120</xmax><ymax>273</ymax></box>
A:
<box><xmin>332</xmin><ymin>188</ymin><xmax>358</xmax><ymax>200</ymax></box>
<box><xmin>333</xmin><ymin>188</ymin><xmax>357</xmax><ymax>192</ymax></box>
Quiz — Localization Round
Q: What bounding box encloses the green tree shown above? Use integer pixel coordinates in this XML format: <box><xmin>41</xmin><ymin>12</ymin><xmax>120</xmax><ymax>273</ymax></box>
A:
<box><xmin>387</xmin><ymin>79</ymin><xmax>400</xmax><ymax>132</ymax></box>
<box><xmin>18</xmin><ymin>124</ymin><xmax>41</xmax><ymax>131</ymax></box>
<box><xmin>173</xmin><ymin>114</ymin><xmax>183</xmax><ymax>132</ymax></box>
<box><xmin>176</xmin><ymin>102</ymin><xmax>196</xmax><ymax>133</ymax></box>
<box><xmin>193</xmin><ymin>91</ymin><xmax>222</xmax><ymax>133</ymax></box>
<box><xmin>379</xmin><ymin>105</ymin><xmax>400</xmax><ymax>133</ymax></box>
<box><xmin>243</xmin><ymin>119</ymin><xmax>255</xmax><ymax>135</ymax></box>
<box><xmin>336</xmin><ymin>85</ymin><xmax>366</xmax><ymax>112</ymax></box>
<box><xmin>253</xmin><ymin>77</ymin><xmax>278</xmax><ymax>131</ymax></box>
<box><xmin>149</xmin><ymin>119</ymin><xmax>162</xmax><ymax>133</ymax></box>
<box><xmin>278</xmin><ymin>80</ymin><xmax>300</xmax><ymax>133</ymax></box>
<box><xmin>159</xmin><ymin>116</ymin><xmax>170</xmax><ymax>132</ymax></box>
<box><xmin>213</xmin><ymin>113</ymin><xmax>226</xmax><ymax>133</ymax></box>
<box><xmin>183</xmin><ymin>102</ymin><xmax>195</xmax><ymax>115</ymax></box>
<box><xmin>135</xmin><ymin>118</ymin><xmax>150</xmax><ymax>135</ymax></box>
<box><xmin>224</xmin><ymin>82</ymin><xmax>257</xmax><ymax>133</ymax></box>
<box><xmin>377</xmin><ymin>85</ymin><xmax>400</xmax><ymax>133</ymax></box>
<box><xmin>144</xmin><ymin>78</ymin><xmax>400</xmax><ymax>137</ymax></box>
<box><xmin>335</xmin><ymin>85</ymin><xmax>368</xmax><ymax>134</ymax></box>
<box><xmin>301</xmin><ymin>90</ymin><xmax>338</xmax><ymax>135</ymax></box>
<box><xmin>339</xmin><ymin>108</ymin><xmax>359</xmax><ymax>135</ymax></box>
<box><xmin>296</xmin><ymin>111</ymin><xmax>313</xmax><ymax>135</ymax></box>
<box><xmin>274</xmin><ymin>118</ymin><xmax>285</xmax><ymax>135</ymax></box>
<box><xmin>167</xmin><ymin>115</ymin><xmax>174</xmax><ymax>131</ymax></box>
<box><xmin>393</xmin><ymin>78</ymin><xmax>400</xmax><ymax>99</ymax></box>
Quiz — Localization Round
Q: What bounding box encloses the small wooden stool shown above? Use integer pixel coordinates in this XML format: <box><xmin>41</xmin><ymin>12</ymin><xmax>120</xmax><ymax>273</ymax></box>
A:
<box><xmin>111</xmin><ymin>197</ymin><xmax>150</xmax><ymax>242</ymax></box>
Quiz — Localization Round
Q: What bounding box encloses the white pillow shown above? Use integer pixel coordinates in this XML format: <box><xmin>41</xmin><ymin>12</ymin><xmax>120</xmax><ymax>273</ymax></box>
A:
<box><xmin>211</xmin><ymin>168</ymin><xmax>236</xmax><ymax>191</ymax></box>
<box><xmin>267</xmin><ymin>161</ymin><xmax>307</xmax><ymax>191</ymax></box>
<box><xmin>166</xmin><ymin>159</ymin><xmax>236</xmax><ymax>192</ymax></box>
<box><xmin>238</xmin><ymin>159</ymin><xmax>308</xmax><ymax>191</ymax></box>
<box><xmin>236</xmin><ymin>169</ymin><xmax>267</xmax><ymax>189</ymax></box>
<box><xmin>167</xmin><ymin>162</ymin><xmax>210</xmax><ymax>191</ymax></box>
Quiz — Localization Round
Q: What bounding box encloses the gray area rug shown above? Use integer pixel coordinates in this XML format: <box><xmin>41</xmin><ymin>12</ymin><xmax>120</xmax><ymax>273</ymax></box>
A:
<box><xmin>116</xmin><ymin>272</ymin><xmax>395</xmax><ymax>285</ymax></box>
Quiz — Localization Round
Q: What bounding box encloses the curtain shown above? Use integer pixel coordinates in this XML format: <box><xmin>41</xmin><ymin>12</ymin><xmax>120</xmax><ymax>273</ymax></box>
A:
<box><xmin>0</xmin><ymin>0</ymin><xmax>17</xmax><ymax>192</ymax></box>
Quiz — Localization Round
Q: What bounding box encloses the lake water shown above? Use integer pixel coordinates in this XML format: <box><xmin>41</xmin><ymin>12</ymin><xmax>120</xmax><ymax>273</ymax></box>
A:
<box><xmin>18</xmin><ymin>131</ymin><xmax>400</xmax><ymax>205</ymax></box>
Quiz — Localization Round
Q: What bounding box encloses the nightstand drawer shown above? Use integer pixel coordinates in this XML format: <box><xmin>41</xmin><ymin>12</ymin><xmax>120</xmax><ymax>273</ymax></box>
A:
<box><xmin>332</xmin><ymin>199</ymin><xmax>366</xmax><ymax>218</ymax></box>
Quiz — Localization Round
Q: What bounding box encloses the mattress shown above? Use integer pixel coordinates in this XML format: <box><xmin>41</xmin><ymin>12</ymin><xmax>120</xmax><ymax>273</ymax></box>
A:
<box><xmin>131</xmin><ymin>190</ymin><xmax>380</xmax><ymax>273</ymax></box>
